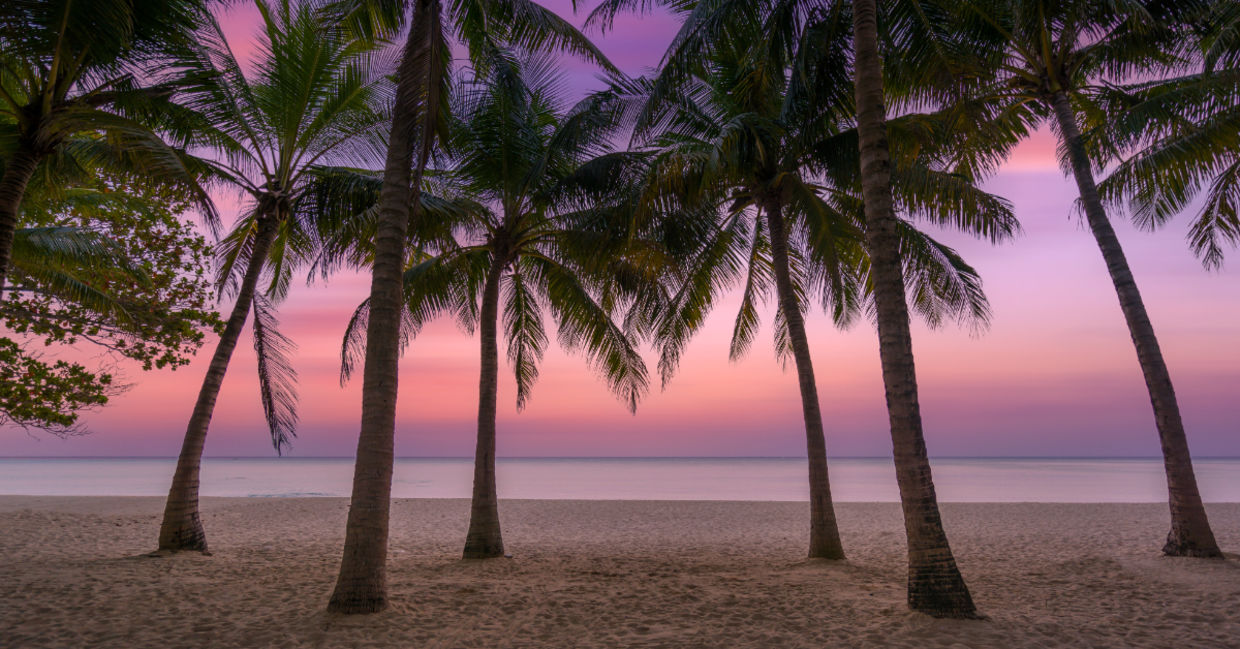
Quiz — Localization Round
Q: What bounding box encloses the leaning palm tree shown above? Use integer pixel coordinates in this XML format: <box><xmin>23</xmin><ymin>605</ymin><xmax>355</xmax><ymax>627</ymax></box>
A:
<box><xmin>943</xmin><ymin>0</ymin><xmax>1222</xmax><ymax>559</ymax></box>
<box><xmin>341</xmin><ymin>57</ymin><xmax>650</xmax><ymax>559</ymax></box>
<box><xmin>0</xmin><ymin>0</ymin><xmax>213</xmax><ymax>296</ymax></box>
<box><xmin>324</xmin><ymin>0</ymin><xmax>616</xmax><ymax>613</ymax></box>
<box><xmin>156</xmin><ymin>0</ymin><xmax>391</xmax><ymax>553</ymax></box>
<box><xmin>851</xmin><ymin>0</ymin><xmax>979</xmax><ymax>617</ymax></box>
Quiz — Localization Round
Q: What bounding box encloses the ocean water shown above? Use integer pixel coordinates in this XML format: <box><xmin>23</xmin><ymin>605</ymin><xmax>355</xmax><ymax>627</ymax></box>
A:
<box><xmin>0</xmin><ymin>457</ymin><xmax>1237</xmax><ymax>502</ymax></box>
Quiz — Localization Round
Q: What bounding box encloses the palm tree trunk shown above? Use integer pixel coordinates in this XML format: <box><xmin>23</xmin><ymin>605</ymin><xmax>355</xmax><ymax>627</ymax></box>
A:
<box><xmin>1050</xmin><ymin>92</ymin><xmax>1221</xmax><ymax>558</ymax></box>
<box><xmin>851</xmin><ymin>0</ymin><xmax>977</xmax><ymax>618</ymax></box>
<box><xmin>329</xmin><ymin>0</ymin><xmax>443</xmax><ymax>613</ymax></box>
<box><xmin>0</xmin><ymin>144</ymin><xmax>42</xmax><ymax>299</ymax></box>
<box><xmin>763</xmin><ymin>197</ymin><xmax>845</xmax><ymax>560</ymax></box>
<box><xmin>463</xmin><ymin>258</ymin><xmax>506</xmax><ymax>559</ymax></box>
<box><xmin>158</xmin><ymin>214</ymin><xmax>279</xmax><ymax>552</ymax></box>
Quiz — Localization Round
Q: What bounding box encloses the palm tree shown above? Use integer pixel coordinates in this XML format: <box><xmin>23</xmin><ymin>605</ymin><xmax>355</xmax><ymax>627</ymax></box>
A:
<box><xmin>1098</xmin><ymin>1</ymin><xmax>1240</xmax><ymax>269</ymax></box>
<box><xmin>943</xmin><ymin>0</ymin><xmax>1222</xmax><ymax>559</ymax></box>
<box><xmin>0</xmin><ymin>0</ymin><xmax>213</xmax><ymax>297</ymax></box>
<box><xmin>324</xmin><ymin>0</ymin><xmax>615</xmax><ymax>613</ymax></box>
<box><xmin>156</xmin><ymin>0</ymin><xmax>391</xmax><ymax>553</ymax></box>
<box><xmin>624</xmin><ymin>24</ymin><xmax>857</xmax><ymax>559</ymax></box>
<box><xmin>341</xmin><ymin>57</ymin><xmax>650</xmax><ymax>559</ymax></box>
<box><xmin>593</xmin><ymin>1</ymin><xmax>1012</xmax><ymax>575</ymax></box>
<box><xmin>850</xmin><ymin>0</ymin><xmax>979</xmax><ymax>618</ymax></box>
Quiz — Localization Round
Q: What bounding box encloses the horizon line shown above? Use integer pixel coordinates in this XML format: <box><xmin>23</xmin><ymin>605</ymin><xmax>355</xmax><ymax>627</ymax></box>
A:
<box><xmin>4</xmin><ymin>455</ymin><xmax>1239</xmax><ymax>460</ymax></box>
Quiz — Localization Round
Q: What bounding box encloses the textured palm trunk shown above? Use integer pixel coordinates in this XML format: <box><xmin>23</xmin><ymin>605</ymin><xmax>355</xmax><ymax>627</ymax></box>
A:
<box><xmin>158</xmin><ymin>214</ymin><xmax>279</xmax><ymax>552</ymax></box>
<box><xmin>463</xmin><ymin>258</ymin><xmax>507</xmax><ymax>559</ymax></box>
<box><xmin>0</xmin><ymin>144</ymin><xmax>42</xmax><ymax>299</ymax></box>
<box><xmin>1050</xmin><ymin>92</ymin><xmax>1221</xmax><ymax>558</ymax></box>
<box><xmin>763</xmin><ymin>197</ymin><xmax>845</xmax><ymax>560</ymax></box>
<box><xmin>851</xmin><ymin>0</ymin><xmax>977</xmax><ymax>618</ymax></box>
<box><xmin>329</xmin><ymin>0</ymin><xmax>441</xmax><ymax>614</ymax></box>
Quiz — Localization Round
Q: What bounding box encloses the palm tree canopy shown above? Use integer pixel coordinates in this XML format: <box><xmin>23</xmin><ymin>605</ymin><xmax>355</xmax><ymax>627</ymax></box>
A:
<box><xmin>328</xmin><ymin>0</ymin><xmax>617</xmax><ymax>71</ymax></box>
<box><xmin>173</xmin><ymin>0</ymin><xmax>394</xmax><ymax>300</ymax></box>
<box><xmin>0</xmin><ymin>0</ymin><xmax>217</xmax><ymax>217</ymax></box>
<box><xmin>342</xmin><ymin>55</ymin><xmax>651</xmax><ymax>412</ymax></box>
<box><xmin>1095</xmin><ymin>1</ymin><xmax>1240</xmax><ymax>268</ymax></box>
<box><xmin>600</xmin><ymin>3</ymin><xmax>1016</xmax><ymax>386</ymax></box>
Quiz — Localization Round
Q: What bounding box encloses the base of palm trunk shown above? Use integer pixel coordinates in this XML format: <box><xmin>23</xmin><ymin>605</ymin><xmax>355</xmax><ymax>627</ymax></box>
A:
<box><xmin>157</xmin><ymin>513</ymin><xmax>209</xmax><ymax>553</ymax></box>
<box><xmin>908</xmin><ymin>566</ymin><xmax>980</xmax><ymax>619</ymax></box>
<box><xmin>807</xmin><ymin>538</ymin><xmax>846</xmax><ymax>561</ymax></box>
<box><xmin>327</xmin><ymin>590</ymin><xmax>387</xmax><ymax>614</ymax></box>
<box><xmin>1163</xmin><ymin>528</ymin><xmax>1223</xmax><ymax>558</ymax></box>
<box><xmin>462</xmin><ymin>538</ymin><xmax>505</xmax><ymax>559</ymax></box>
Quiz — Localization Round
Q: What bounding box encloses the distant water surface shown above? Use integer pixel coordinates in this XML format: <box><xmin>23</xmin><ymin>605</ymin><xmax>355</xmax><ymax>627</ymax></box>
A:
<box><xmin>1</xmin><ymin>457</ymin><xmax>1237</xmax><ymax>502</ymax></box>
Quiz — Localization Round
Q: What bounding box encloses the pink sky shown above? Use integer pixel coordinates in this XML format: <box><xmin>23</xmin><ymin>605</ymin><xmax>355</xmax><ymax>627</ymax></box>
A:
<box><xmin>2</xmin><ymin>2</ymin><xmax>1237</xmax><ymax>458</ymax></box>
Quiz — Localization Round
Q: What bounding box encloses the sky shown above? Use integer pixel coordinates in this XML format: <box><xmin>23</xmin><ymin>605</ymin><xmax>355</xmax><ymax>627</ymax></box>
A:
<box><xmin>2</xmin><ymin>1</ymin><xmax>1237</xmax><ymax>458</ymax></box>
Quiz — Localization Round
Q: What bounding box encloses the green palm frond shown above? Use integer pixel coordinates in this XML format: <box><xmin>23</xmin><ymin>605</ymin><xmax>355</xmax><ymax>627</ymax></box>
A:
<box><xmin>214</xmin><ymin>211</ymin><xmax>262</xmax><ymax>299</ymax></box>
<box><xmin>8</xmin><ymin>226</ymin><xmax>150</xmax><ymax>321</ymax></box>
<box><xmin>890</xmin><ymin>160</ymin><xmax>1021</xmax><ymax>244</ymax></box>
<box><xmin>651</xmin><ymin>217</ymin><xmax>749</xmax><ymax>387</ymax></box>
<box><xmin>729</xmin><ymin>212</ymin><xmax>772</xmax><ymax>361</ymax></box>
<box><xmin>453</xmin><ymin>0</ymin><xmax>620</xmax><ymax>75</ymax></box>
<box><xmin>503</xmin><ymin>267</ymin><xmax>547</xmax><ymax>410</ymax></box>
<box><xmin>524</xmin><ymin>253</ymin><xmax>649</xmax><ymax>412</ymax></box>
<box><xmin>893</xmin><ymin>220</ymin><xmax>991</xmax><ymax>331</ymax></box>
<box><xmin>338</xmin><ymin>245</ymin><xmax>490</xmax><ymax>384</ymax></box>
<box><xmin>252</xmin><ymin>294</ymin><xmax>298</xmax><ymax>455</ymax></box>
<box><xmin>1095</xmin><ymin>64</ymin><xmax>1240</xmax><ymax>267</ymax></box>
<box><xmin>1188</xmin><ymin>160</ymin><xmax>1240</xmax><ymax>268</ymax></box>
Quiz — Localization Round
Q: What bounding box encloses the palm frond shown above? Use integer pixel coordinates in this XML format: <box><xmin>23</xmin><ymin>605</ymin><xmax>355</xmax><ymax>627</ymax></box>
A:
<box><xmin>251</xmin><ymin>294</ymin><xmax>298</xmax><ymax>455</ymax></box>
<box><xmin>503</xmin><ymin>267</ymin><xmax>547</xmax><ymax>410</ymax></box>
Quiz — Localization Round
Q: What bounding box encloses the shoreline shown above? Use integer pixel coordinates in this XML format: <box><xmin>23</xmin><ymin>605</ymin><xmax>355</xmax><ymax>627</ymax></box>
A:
<box><xmin>6</xmin><ymin>457</ymin><xmax>1240</xmax><ymax>503</ymax></box>
<box><xmin>5</xmin><ymin>494</ymin><xmax>1240</xmax><ymax>504</ymax></box>
<box><xmin>3</xmin><ymin>497</ymin><xmax>1238</xmax><ymax>648</ymax></box>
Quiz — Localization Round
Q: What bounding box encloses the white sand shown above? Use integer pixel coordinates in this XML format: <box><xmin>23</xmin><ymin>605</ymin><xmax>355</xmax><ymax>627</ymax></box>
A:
<box><xmin>1</xmin><ymin>497</ymin><xmax>1238</xmax><ymax>648</ymax></box>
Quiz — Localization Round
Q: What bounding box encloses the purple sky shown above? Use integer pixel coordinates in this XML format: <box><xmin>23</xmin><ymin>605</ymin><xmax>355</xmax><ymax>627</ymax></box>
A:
<box><xmin>1</xmin><ymin>1</ymin><xmax>1237</xmax><ymax>458</ymax></box>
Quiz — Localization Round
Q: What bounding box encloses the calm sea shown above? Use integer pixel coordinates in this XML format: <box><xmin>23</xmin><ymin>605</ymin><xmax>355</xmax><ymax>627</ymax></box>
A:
<box><xmin>1</xmin><ymin>457</ymin><xmax>1238</xmax><ymax>502</ymax></box>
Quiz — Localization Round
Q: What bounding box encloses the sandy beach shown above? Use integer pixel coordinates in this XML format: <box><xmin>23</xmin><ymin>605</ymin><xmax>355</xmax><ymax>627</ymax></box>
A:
<box><xmin>2</xmin><ymin>497</ymin><xmax>1238</xmax><ymax>648</ymax></box>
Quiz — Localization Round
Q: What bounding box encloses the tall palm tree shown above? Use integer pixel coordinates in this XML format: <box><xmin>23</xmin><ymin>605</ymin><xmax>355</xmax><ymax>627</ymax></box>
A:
<box><xmin>341</xmin><ymin>58</ymin><xmax>651</xmax><ymax>558</ymax></box>
<box><xmin>324</xmin><ymin>0</ymin><xmax>615</xmax><ymax>613</ymax></box>
<box><xmin>589</xmin><ymin>1</ymin><xmax>1013</xmax><ymax>572</ymax></box>
<box><xmin>156</xmin><ymin>0</ymin><xmax>391</xmax><ymax>553</ymax></box>
<box><xmin>944</xmin><ymin>0</ymin><xmax>1222</xmax><ymax>559</ymax></box>
<box><xmin>0</xmin><ymin>0</ymin><xmax>213</xmax><ymax>297</ymax></box>
<box><xmin>851</xmin><ymin>0</ymin><xmax>978</xmax><ymax>618</ymax></box>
